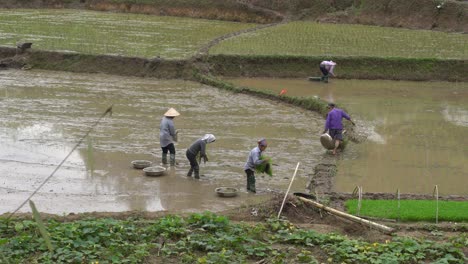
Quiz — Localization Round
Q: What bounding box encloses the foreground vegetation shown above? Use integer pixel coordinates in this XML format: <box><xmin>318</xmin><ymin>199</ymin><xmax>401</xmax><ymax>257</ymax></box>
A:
<box><xmin>346</xmin><ymin>200</ymin><xmax>468</xmax><ymax>222</ymax></box>
<box><xmin>1</xmin><ymin>212</ymin><xmax>466</xmax><ymax>263</ymax></box>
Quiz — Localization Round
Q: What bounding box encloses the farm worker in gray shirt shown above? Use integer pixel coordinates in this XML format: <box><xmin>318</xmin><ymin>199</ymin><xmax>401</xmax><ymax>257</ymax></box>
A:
<box><xmin>185</xmin><ymin>134</ymin><xmax>216</xmax><ymax>179</ymax></box>
<box><xmin>323</xmin><ymin>103</ymin><xmax>355</xmax><ymax>155</ymax></box>
<box><xmin>160</xmin><ymin>107</ymin><xmax>180</xmax><ymax>166</ymax></box>
<box><xmin>244</xmin><ymin>138</ymin><xmax>268</xmax><ymax>193</ymax></box>
<box><xmin>319</xmin><ymin>60</ymin><xmax>336</xmax><ymax>83</ymax></box>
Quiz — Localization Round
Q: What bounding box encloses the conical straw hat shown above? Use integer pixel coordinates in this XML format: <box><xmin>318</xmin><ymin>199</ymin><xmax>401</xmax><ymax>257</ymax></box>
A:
<box><xmin>164</xmin><ymin>108</ymin><xmax>180</xmax><ymax>117</ymax></box>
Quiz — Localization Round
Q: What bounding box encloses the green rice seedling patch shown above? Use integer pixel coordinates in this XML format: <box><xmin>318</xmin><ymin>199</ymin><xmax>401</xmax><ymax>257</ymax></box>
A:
<box><xmin>346</xmin><ymin>199</ymin><xmax>468</xmax><ymax>222</ymax></box>
<box><xmin>0</xmin><ymin>9</ymin><xmax>255</xmax><ymax>59</ymax></box>
<box><xmin>210</xmin><ymin>21</ymin><xmax>468</xmax><ymax>59</ymax></box>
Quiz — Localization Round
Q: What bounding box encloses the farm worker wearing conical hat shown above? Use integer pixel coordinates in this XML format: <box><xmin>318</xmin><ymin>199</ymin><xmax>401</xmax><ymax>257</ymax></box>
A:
<box><xmin>164</xmin><ymin>107</ymin><xmax>180</xmax><ymax>117</ymax></box>
<box><xmin>160</xmin><ymin>108</ymin><xmax>180</xmax><ymax>166</ymax></box>
<box><xmin>243</xmin><ymin>138</ymin><xmax>268</xmax><ymax>193</ymax></box>
<box><xmin>185</xmin><ymin>134</ymin><xmax>216</xmax><ymax>179</ymax></box>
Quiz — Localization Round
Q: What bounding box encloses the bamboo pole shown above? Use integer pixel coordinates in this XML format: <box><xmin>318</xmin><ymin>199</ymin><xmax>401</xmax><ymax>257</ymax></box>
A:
<box><xmin>296</xmin><ymin>196</ymin><xmax>395</xmax><ymax>234</ymax></box>
<box><xmin>277</xmin><ymin>162</ymin><xmax>300</xmax><ymax>219</ymax></box>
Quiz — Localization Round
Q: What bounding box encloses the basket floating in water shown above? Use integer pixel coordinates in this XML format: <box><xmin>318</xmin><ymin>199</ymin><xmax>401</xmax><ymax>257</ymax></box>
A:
<box><xmin>131</xmin><ymin>160</ymin><xmax>152</xmax><ymax>169</ymax></box>
<box><xmin>143</xmin><ymin>166</ymin><xmax>166</xmax><ymax>177</ymax></box>
<box><xmin>215</xmin><ymin>187</ymin><xmax>239</xmax><ymax>198</ymax></box>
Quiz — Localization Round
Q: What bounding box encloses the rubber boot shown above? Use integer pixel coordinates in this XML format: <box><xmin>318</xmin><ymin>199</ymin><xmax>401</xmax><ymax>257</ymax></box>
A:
<box><xmin>194</xmin><ymin>168</ymin><xmax>200</xmax><ymax>179</ymax></box>
<box><xmin>187</xmin><ymin>168</ymin><xmax>193</xmax><ymax>177</ymax></box>
<box><xmin>162</xmin><ymin>153</ymin><xmax>168</xmax><ymax>165</ymax></box>
<box><xmin>247</xmin><ymin>175</ymin><xmax>256</xmax><ymax>193</ymax></box>
<box><xmin>170</xmin><ymin>154</ymin><xmax>176</xmax><ymax>166</ymax></box>
<box><xmin>323</xmin><ymin>75</ymin><xmax>329</xmax><ymax>83</ymax></box>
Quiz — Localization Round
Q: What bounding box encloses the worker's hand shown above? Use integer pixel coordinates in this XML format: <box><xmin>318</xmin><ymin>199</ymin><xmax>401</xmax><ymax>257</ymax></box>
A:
<box><xmin>203</xmin><ymin>155</ymin><xmax>208</xmax><ymax>163</ymax></box>
<box><xmin>351</xmin><ymin>121</ymin><xmax>356</xmax><ymax>126</ymax></box>
<box><xmin>175</xmin><ymin>129</ymin><xmax>179</xmax><ymax>134</ymax></box>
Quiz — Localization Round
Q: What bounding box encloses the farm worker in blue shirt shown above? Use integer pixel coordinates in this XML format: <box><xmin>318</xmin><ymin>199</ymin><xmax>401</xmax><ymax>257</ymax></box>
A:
<box><xmin>160</xmin><ymin>107</ymin><xmax>180</xmax><ymax>166</ymax></box>
<box><xmin>185</xmin><ymin>134</ymin><xmax>216</xmax><ymax>179</ymax></box>
<box><xmin>323</xmin><ymin>103</ymin><xmax>355</xmax><ymax>155</ymax></box>
<box><xmin>244</xmin><ymin>138</ymin><xmax>268</xmax><ymax>193</ymax></box>
<box><xmin>319</xmin><ymin>60</ymin><xmax>336</xmax><ymax>83</ymax></box>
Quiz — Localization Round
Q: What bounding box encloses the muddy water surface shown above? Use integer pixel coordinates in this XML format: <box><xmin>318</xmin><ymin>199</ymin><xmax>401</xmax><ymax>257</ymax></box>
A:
<box><xmin>227</xmin><ymin>78</ymin><xmax>468</xmax><ymax>195</ymax></box>
<box><xmin>0</xmin><ymin>70</ymin><xmax>324</xmax><ymax>215</ymax></box>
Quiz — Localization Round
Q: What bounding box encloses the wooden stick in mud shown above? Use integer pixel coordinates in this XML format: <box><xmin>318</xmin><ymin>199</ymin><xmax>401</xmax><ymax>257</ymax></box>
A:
<box><xmin>278</xmin><ymin>162</ymin><xmax>300</xmax><ymax>219</ymax></box>
<box><xmin>296</xmin><ymin>196</ymin><xmax>395</xmax><ymax>234</ymax></box>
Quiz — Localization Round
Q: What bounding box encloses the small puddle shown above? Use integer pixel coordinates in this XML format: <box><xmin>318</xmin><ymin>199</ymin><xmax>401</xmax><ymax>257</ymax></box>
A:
<box><xmin>0</xmin><ymin>70</ymin><xmax>324</xmax><ymax>215</ymax></box>
<box><xmin>226</xmin><ymin>77</ymin><xmax>468</xmax><ymax>195</ymax></box>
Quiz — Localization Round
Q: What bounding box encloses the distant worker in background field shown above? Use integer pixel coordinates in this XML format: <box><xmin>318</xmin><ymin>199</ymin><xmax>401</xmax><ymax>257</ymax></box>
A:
<box><xmin>319</xmin><ymin>60</ymin><xmax>336</xmax><ymax>83</ymax></box>
<box><xmin>244</xmin><ymin>138</ymin><xmax>269</xmax><ymax>193</ymax></box>
<box><xmin>185</xmin><ymin>134</ymin><xmax>216</xmax><ymax>179</ymax></box>
<box><xmin>323</xmin><ymin>103</ymin><xmax>355</xmax><ymax>155</ymax></box>
<box><xmin>160</xmin><ymin>108</ymin><xmax>180</xmax><ymax>166</ymax></box>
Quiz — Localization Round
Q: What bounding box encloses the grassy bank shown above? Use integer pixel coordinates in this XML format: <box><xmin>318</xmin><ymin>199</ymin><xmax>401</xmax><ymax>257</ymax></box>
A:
<box><xmin>193</xmin><ymin>70</ymin><xmax>330</xmax><ymax>116</ymax></box>
<box><xmin>2</xmin><ymin>47</ymin><xmax>465</xmax><ymax>82</ymax></box>
<box><xmin>206</xmin><ymin>55</ymin><xmax>467</xmax><ymax>82</ymax></box>
<box><xmin>7</xmin><ymin>48</ymin><xmax>192</xmax><ymax>78</ymax></box>
<box><xmin>1</xmin><ymin>212</ymin><xmax>466</xmax><ymax>263</ymax></box>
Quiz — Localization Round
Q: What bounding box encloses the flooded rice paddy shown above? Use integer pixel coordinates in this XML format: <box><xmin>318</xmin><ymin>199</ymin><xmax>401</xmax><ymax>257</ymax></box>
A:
<box><xmin>0</xmin><ymin>9</ymin><xmax>254</xmax><ymax>58</ymax></box>
<box><xmin>227</xmin><ymin>77</ymin><xmax>468</xmax><ymax>196</ymax></box>
<box><xmin>0</xmin><ymin>70</ymin><xmax>323</xmax><ymax>215</ymax></box>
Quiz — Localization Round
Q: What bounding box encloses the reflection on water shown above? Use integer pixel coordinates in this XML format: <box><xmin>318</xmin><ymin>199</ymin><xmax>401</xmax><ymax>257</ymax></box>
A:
<box><xmin>226</xmin><ymin>77</ymin><xmax>468</xmax><ymax>195</ymax></box>
<box><xmin>0</xmin><ymin>70</ymin><xmax>323</xmax><ymax>215</ymax></box>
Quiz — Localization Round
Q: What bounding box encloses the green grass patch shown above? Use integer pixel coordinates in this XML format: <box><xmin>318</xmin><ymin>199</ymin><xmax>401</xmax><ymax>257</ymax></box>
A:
<box><xmin>0</xmin><ymin>9</ymin><xmax>256</xmax><ymax>59</ymax></box>
<box><xmin>210</xmin><ymin>21</ymin><xmax>468</xmax><ymax>59</ymax></box>
<box><xmin>346</xmin><ymin>199</ymin><xmax>468</xmax><ymax>222</ymax></box>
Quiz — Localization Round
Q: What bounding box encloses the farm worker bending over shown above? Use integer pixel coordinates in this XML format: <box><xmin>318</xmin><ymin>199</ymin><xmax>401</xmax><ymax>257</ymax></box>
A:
<box><xmin>244</xmin><ymin>138</ymin><xmax>268</xmax><ymax>193</ymax></box>
<box><xmin>160</xmin><ymin>107</ymin><xmax>180</xmax><ymax>166</ymax></box>
<box><xmin>185</xmin><ymin>134</ymin><xmax>216</xmax><ymax>179</ymax></box>
<box><xmin>323</xmin><ymin>103</ymin><xmax>355</xmax><ymax>155</ymax></box>
<box><xmin>319</xmin><ymin>60</ymin><xmax>336</xmax><ymax>83</ymax></box>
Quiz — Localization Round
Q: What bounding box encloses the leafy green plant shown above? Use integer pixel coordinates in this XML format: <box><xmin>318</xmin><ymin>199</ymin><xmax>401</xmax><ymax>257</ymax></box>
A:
<box><xmin>0</xmin><ymin>214</ymin><xmax>465</xmax><ymax>263</ymax></box>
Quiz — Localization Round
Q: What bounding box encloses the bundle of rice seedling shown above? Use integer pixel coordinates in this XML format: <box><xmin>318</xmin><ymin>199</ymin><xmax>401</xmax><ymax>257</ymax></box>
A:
<box><xmin>256</xmin><ymin>155</ymin><xmax>273</xmax><ymax>176</ymax></box>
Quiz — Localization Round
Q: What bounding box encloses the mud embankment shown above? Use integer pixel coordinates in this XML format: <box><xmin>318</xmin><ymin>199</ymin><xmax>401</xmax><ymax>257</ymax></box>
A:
<box><xmin>1</xmin><ymin>47</ymin><xmax>466</xmax><ymax>82</ymax></box>
<box><xmin>206</xmin><ymin>55</ymin><xmax>467</xmax><ymax>82</ymax></box>
<box><xmin>0</xmin><ymin>47</ymin><xmax>192</xmax><ymax>79</ymax></box>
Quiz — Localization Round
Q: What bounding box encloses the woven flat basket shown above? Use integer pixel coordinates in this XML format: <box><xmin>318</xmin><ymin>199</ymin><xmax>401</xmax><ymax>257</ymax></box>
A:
<box><xmin>320</xmin><ymin>133</ymin><xmax>335</xmax><ymax>150</ymax></box>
